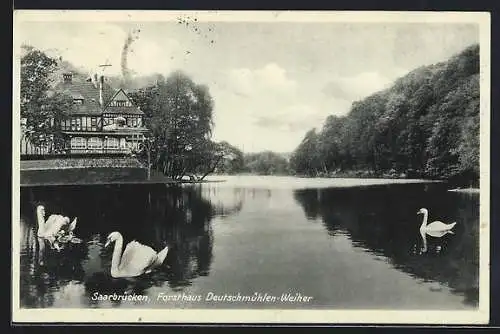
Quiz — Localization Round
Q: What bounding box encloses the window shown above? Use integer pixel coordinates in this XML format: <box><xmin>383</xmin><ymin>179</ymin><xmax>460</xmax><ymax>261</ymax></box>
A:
<box><xmin>70</xmin><ymin>137</ymin><xmax>86</xmax><ymax>149</ymax></box>
<box><xmin>91</xmin><ymin>117</ymin><xmax>97</xmax><ymax>130</ymax></box>
<box><xmin>73</xmin><ymin>99</ymin><xmax>84</xmax><ymax>105</ymax></box>
<box><xmin>88</xmin><ymin>137</ymin><xmax>102</xmax><ymax>149</ymax></box>
<box><xmin>132</xmin><ymin>118</ymin><xmax>137</xmax><ymax>127</ymax></box>
<box><xmin>104</xmin><ymin>117</ymin><xmax>114</xmax><ymax>126</ymax></box>
<box><xmin>110</xmin><ymin>99</ymin><xmax>131</xmax><ymax>107</ymax></box>
<box><xmin>106</xmin><ymin>137</ymin><xmax>119</xmax><ymax>149</ymax></box>
<box><xmin>70</xmin><ymin>117</ymin><xmax>82</xmax><ymax>131</ymax></box>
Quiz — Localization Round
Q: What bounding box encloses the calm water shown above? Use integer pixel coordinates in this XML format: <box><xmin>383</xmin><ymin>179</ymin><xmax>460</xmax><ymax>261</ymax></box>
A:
<box><xmin>19</xmin><ymin>175</ymin><xmax>479</xmax><ymax>309</ymax></box>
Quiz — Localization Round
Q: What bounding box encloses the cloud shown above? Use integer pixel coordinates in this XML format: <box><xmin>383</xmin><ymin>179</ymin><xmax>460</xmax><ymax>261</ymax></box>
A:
<box><xmin>322</xmin><ymin>70</ymin><xmax>405</xmax><ymax>101</ymax></box>
<box><xmin>228</xmin><ymin>62</ymin><xmax>297</xmax><ymax>97</ymax></box>
<box><xmin>125</xmin><ymin>34</ymin><xmax>181</xmax><ymax>76</ymax></box>
<box><xmin>254</xmin><ymin>104</ymin><xmax>327</xmax><ymax>132</ymax></box>
<box><xmin>224</xmin><ymin>64</ymin><xmax>320</xmax><ymax>133</ymax></box>
<box><xmin>254</xmin><ymin>63</ymin><xmax>297</xmax><ymax>91</ymax></box>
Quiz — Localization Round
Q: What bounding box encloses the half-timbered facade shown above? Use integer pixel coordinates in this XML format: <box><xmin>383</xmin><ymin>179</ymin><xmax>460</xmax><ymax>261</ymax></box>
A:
<box><xmin>21</xmin><ymin>72</ymin><xmax>148</xmax><ymax>157</ymax></box>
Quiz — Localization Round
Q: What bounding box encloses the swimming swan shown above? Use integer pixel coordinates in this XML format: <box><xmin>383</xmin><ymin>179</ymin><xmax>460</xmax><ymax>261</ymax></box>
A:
<box><xmin>36</xmin><ymin>205</ymin><xmax>78</xmax><ymax>250</ymax></box>
<box><xmin>417</xmin><ymin>208</ymin><xmax>456</xmax><ymax>234</ymax></box>
<box><xmin>105</xmin><ymin>231</ymin><xmax>169</xmax><ymax>278</ymax></box>
<box><xmin>36</xmin><ymin>205</ymin><xmax>75</xmax><ymax>236</ymax></box>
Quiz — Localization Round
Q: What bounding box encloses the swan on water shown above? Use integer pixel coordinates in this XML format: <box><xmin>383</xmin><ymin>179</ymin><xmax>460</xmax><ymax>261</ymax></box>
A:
<box><xmin>417</xmin><ymin>208</ymin><xmax>456</xmax><ymax>234</ymax></box>
<box><xmin>419</xmin><ymin>229</ymin><xmax>449</xmax><ymax>254</ymax></box>
<box><xmin>104</xmin><ymin>231</ymin><xmax>169</xmax><ymax>278</ymax></box>
<box><xmin>36</xmin><ymin>205</ymin><xmax>79</xmax><ymax>250</ymax></box>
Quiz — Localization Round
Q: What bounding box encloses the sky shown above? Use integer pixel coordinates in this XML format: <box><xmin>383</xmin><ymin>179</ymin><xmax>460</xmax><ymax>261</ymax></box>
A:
<box><xmin>15</xmin><ymin>13</ymin><xmax>480</xmax><ymax>152</ymax></box>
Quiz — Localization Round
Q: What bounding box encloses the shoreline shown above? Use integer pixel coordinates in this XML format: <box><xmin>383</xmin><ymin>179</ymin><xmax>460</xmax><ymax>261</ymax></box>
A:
<box><xmin>20</xmin><ymin>179</ymin><xmax>225</xmax><ymax>188</ymax></box>
<box><xmin>447</xmin><ymin>187</ymin><xmax>480</xmax><ymax>194</ymax></box>
<box><xmin>19</xmin><ymin>172</ymin><xmax>477</xmax><ymax>191</ymax></box>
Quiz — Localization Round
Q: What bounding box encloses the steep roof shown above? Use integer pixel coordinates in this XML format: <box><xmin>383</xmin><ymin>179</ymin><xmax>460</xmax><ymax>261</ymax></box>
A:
<box><xmin>51</xmin><ymin>73</ymin><xmax>117</xmax><ymax>115</ymax></box>
<box><xmin>103</xmin><ymin>89</ymin><xmax>144</xmax><ymax>115</ymax></box>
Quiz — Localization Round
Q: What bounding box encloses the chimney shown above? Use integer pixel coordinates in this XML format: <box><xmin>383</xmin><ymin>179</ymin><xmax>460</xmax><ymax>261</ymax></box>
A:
<box><xmin>92</xmin><ymin>73</ymin><xmax>99</xmax><ymax>88</ymax></box>
<box><xmin>63</xmin><ymin>72</ymin><xmax>72</xmax><ymax>83</ymax></box>
<box><xmin>99</xmin><ymin>75</ymin><xmax>104</xmax><ymax>107</ymax></box>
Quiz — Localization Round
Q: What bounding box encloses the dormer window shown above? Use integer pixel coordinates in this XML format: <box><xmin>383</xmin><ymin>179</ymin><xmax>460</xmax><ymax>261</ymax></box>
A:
<box><xmin>63</xmin><ymin>73</ymin><xmax>73</xmax><ymax>83</ymax></box>
<box><xmin>73</xmin><ymin>99</ymin><xmax>84</xmax><ymax>105</ymax></box>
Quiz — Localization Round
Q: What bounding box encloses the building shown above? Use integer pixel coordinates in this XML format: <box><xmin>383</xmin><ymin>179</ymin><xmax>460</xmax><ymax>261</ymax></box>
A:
<box><xmin>20</xmin><ymin>72</ymin><xmax>148</xmax><ymax>157</ymax></box>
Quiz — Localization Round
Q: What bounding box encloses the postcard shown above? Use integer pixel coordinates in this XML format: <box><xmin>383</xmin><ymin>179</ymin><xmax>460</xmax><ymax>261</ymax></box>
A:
<box><xmin>12</xmin><ymin>10</ymin><xmax>490</xmax><ymax>324</ymax></box>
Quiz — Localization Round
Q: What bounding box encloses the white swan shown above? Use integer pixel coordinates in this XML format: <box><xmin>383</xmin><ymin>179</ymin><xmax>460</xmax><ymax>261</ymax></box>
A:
<box><xmin>104</xmin><ymin>231</ymin><xmax>169</xmax><ymax>278</ymax></box>
<box><xmin>417</xmin><ymin>208</ymin><xmax>456</xmax><ymax>234</ymax></box>
<box><xmin>36</xmin><ymin>205</ymin><xmax>78</xmax><ymax>250</ymax></box>
<box><xmin>56</xmin><ymin>217</ymin><xmax>80</xmax><ymax>243</ymax></box>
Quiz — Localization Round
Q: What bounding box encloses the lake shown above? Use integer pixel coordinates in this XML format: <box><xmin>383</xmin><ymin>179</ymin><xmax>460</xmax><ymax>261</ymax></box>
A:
<box><xmin>18</xmin><ymin>175</ymin><xmax>479</xmax><ymax>309</ymax></box>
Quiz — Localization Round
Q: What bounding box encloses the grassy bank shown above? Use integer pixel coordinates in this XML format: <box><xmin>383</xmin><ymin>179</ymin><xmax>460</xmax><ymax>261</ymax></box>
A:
<box><xmin>19</xmin><ymin>159</ymin><xmax>227</xmax><ymax>187</ymax></box>
<box><xmin>20</xmin><ymin>167</ymin><xmax>150</xmax><ymax>186</ymax></box>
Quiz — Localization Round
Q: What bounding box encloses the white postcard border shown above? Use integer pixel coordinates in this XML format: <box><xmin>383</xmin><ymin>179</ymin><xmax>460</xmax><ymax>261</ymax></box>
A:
<box><xmin>11</xmin><ymin>10</ymin><xmax>491</xmax><ymax>324</ymax></box>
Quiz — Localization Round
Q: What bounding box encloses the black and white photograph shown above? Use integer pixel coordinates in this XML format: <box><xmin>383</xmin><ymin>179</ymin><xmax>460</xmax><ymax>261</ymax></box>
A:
<box><xmin>12</xmin><ymin>10</ymin><xmax>490</xmax><ymax>324</ymax></box>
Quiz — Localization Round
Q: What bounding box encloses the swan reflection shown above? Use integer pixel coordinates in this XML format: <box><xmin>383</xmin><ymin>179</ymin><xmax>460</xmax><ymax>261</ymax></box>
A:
<box><xmin>419</xmin><ymin>230</ymin><xmax>451</xmax><ymax>254</ymax></box>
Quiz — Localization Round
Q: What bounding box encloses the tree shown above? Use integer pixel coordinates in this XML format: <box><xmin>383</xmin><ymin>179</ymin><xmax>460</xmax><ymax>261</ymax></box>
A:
<box><xmin>318</xmin><ymin>115</ymin><xmax>347</xmax><ymax>172</ymax></box>
<box><xmin>129</xmin><ymin>71</ymin><xmax>215</xmax><ymax>180</ymax></box>
<box><xmin>21</xmin><ymin>45</ymin><xmax>73</xmax><ymax>152</ymax></box>
<box><xmin>244</xmin><ymin>151</ymin><xmax>290</xmax><ymax>175</ymax></box>
<box><xmin>213</xmin><ymin>141</ymin><xmax>245</xmax><ymax>174</ymax></box>
<box><xmin>290</xmin><ymin>129</ymin><xmax>322</xmax><ymax>176</ymax></box>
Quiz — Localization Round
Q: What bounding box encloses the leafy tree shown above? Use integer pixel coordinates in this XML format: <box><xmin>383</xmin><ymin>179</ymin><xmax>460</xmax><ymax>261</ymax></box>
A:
<box><xmin>244</xmin><ymin>151</ymin><xmax>290</xmax><ymax>175</ymax></box>
<box><xmin>129</xmin><ymin>71</ymin><xmax>215</xmax><ymax>180</ymax></box>
<box><xmin>20</xmin><ymin>45</ymin><xmax>73</xmax><ymax>151</ymax></box>
<box><xmin>213</xmin><ymin>141</ymin><xmax>245</xmax><ymax>174</ymax></box>
<box><xmin>289</xmin><ymin>129</ymin><xmax>322</xmax><ymax>176</ymax></box>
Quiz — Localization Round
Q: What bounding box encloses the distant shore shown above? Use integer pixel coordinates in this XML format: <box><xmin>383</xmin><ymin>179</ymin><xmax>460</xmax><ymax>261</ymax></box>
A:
<box><xmin>447</xmin><ymin>187</ymin><xmax>480</xmax><ymax>194</ymax></box>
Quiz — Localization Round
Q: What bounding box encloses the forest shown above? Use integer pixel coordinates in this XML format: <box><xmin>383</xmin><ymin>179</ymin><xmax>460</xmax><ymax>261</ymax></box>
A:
<box><xmin>289</xmin><ymin>44</ymin><xmax>480</xmax><ymax>186</ymax></box>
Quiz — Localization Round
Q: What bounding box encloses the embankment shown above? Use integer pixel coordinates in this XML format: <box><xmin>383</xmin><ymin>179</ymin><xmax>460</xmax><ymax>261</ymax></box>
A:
<box><xmin>20</xmin><ymin>158</ymin><xmax>149</xmax><ymax>186</ymax></box>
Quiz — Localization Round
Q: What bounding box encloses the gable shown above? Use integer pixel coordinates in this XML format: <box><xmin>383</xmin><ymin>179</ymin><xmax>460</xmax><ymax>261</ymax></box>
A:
<box><xmin>103</xmin><ymin>88</ymin><xmax>144</xmax><ymax>115</ymax></box>
<box><xmin>107</xmin><ymin>89</ymin><xmax>134</xmax><ymax>107</ymax></box>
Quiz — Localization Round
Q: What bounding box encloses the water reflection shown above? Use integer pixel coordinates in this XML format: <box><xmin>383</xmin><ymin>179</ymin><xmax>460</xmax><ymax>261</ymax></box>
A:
<box><xmin>20</xmin><ymin>184</ymin><xmax>243</xmax><ymax>308</ymax></box>
<box><xmin>20</xmin><ymin>180</ymin><xmax>479</xmax><ymax>309</ymax></box>
<box><xmin>293</xmin><ymin>184</ymin><xmax>479</xmax><ymax>307</ymax></box>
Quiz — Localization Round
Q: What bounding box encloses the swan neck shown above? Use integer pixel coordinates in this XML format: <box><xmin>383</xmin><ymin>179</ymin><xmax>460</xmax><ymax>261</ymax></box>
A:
<box><xmin>36</xmin><ymin>210</ymin><xmax>46</xmax><ymax>235</ymax></box>
<box><xmin>420</xmin><ymin>211</ymin><xmax>428</xmax><ymax>229</ymax></box>
<box><xmin>420</xmin><ymin>230</ymin><xmax>427</xmax><ymax>252</ymax></box>
<box><xmin>110</xmin><ymin>234</ymin><xmax>124</xmax><ymax>276</ymax></box>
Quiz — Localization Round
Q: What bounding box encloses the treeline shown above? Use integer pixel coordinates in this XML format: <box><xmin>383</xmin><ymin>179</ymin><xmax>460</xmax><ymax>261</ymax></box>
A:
<box><xmin>290</xmin><ymin>44</ymin><xmax>480</xmax><ymax>186</ymax></box>
<box><xmin>214</xmin><ymin>149</ymin><xmax>290</xmax><ymax>175</ymax></box>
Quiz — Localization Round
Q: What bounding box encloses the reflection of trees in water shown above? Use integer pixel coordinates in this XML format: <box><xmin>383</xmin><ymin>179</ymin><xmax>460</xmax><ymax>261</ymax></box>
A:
<box><xmin>20</xmin><ymin>183</ymin><xmax>244</xmax><ymax>308</ymax></box>
<box><xmin>19</xmin><ymin>217</ymin><xmax>88</xmax><ymax>308</ymax></box>
<box><xmin>293</xmin><ymin>184</ymin><xmax>479</xmax><ymax>307</ymax></box>
<box><xmin>292</xmin><ymin>189</ymin><xmax>321</xmax><ymax>220</ymax></box>
<box><xmin>201</xmin><ymin>185</ymin><xmax>245</xmax><ymax>218</ymax></box>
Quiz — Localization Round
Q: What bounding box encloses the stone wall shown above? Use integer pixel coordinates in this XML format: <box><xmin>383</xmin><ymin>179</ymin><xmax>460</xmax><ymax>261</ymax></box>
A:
<box><xmin>20</xmin><ymin>158</ymin><xmax>148</xmax><ymax>185</ymax></box>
